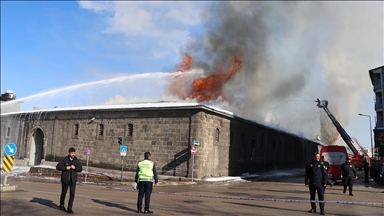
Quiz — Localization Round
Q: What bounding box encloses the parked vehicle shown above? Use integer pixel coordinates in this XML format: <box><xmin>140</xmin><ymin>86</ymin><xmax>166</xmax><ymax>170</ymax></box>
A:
<box><xmin>320</xmin><ymin>145</ymin><xmax>348</xmax><ymax>181</ymax></box>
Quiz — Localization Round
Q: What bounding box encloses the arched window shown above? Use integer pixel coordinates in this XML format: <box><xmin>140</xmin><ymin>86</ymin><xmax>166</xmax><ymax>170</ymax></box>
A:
<box><xmin>98</xmin><ymin>124</ymin><xmax>104</xmax><ymax>136</ymax></box>
<box><xmin>215</xmin><ymin>128</ymin><xmax>220</xmax><ymax>142</ymax></box>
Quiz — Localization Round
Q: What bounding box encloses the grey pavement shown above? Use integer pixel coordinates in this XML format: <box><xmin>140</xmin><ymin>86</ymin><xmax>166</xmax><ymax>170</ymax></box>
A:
<box><xmin>1</xmin><ymin>159</ymin><xmax>384</xmax><ymax>215</ymax></box>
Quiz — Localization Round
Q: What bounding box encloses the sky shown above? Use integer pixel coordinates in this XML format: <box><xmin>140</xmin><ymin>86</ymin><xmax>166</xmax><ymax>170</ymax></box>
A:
<box><xmin>1</xmin><ymin>1</ymin><xmax>383</xmax><ymax>150</ymax></box>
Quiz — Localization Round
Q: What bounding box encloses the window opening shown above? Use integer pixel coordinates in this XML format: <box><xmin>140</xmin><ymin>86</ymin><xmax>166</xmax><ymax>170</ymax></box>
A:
<box><xmin>215</xmin><ymin>128</ymin><xmax>220</xmax><ymax>142</ymax></box>
<box><xmin>127</xmin><ymin>124</ymin><xmax>133</xmax><ymax>137</ymax></box>
<box><xmin>73</xmin><ymin>124</ymin><xmax>79</xmax><ymax>136</ymax></box>
<box><xmin>98</xmin><ymin>124</ymin><xmax>104</xmax><ymax>136</ymax></box>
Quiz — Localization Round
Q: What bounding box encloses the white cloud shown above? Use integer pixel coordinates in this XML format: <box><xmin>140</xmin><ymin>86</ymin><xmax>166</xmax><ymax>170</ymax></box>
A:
<box><xmin>165</xmin><ymin>5</ymin><xmax>202</xmax><ymax>26</ymax></box>
<box><xmin>105</xmin><ymin>5</ymin><xmax>154</xmax><ymax>36</ymax></box>
<box><xmin>79</xmin><ymin>1</ymin><xmax>206</xmax><ymax>59</ymax></box>
<box><xmin>78</xmin><ymin>1</ymin><xmax>114</xmax><ymax>14</ymax></box>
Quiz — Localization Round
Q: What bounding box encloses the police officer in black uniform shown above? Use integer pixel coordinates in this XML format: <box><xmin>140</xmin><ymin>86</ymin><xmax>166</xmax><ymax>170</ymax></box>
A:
<box><xmin>305</xmin><ymin>152</ymin><xmax>328</xmax><ymax>215</ymax></box>
<box><xmin>320</xmin><ymin>156</ymin><xmax>331</xmax><ymax>187</ymax></box>
<box><xmin>340</xmin><ymin>158</ymin><xmax>357</xmax><ymax>196</ymax></box>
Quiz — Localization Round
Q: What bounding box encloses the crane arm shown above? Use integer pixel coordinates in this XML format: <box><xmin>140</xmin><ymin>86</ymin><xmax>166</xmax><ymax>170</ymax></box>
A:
<box><xmin>352</xmin><ymin>137</ymin><xmax>369</xmax><ymax>156</ymax></box>
<box><xmin>316</xmin><ymin>99</ymin><xmax>359</xmax><ymax>155</ymax></box>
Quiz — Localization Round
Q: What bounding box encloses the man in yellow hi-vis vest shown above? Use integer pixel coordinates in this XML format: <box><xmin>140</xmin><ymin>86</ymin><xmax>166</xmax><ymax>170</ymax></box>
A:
<box><xmin>135</xmin><ymin>152</ymin><xmax>158</xmax><ymax>214</ymax></box>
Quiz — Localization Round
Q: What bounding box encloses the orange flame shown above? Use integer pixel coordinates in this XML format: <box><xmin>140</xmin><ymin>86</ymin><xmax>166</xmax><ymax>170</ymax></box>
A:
<box><xmin>178</xmin><ymin>54</ymin><xmax>193</xmax><ymax>71</ymax></box>
<box><xmin>168</xmin><ymin>54</ymin><xmax>193</xmax><ymax>99</ymax></box>
<box><xmin>168</xmin><ymin>53</ymin><xmax>243</xmax><ymax>103</ymax></box>
<box><xmin>188</xmin><ymin>55</ymin><xmax>242</xmax><ymax>102</ymax></box>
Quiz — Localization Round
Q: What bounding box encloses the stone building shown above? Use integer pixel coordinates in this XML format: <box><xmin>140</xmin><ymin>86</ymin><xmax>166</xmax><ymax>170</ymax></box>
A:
<box><xmin>1</xmin><ymin>102</ymin><xmax>320</xmax><ymax>178</ymax></box>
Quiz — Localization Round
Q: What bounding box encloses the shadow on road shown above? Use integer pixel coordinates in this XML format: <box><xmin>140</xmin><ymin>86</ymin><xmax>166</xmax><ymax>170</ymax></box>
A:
<box><xmin>223</xmin><ymin>201</ymin><xmax>306</xmax><ymax>214</ymax></box>
<box><xmin>30</xmin><ymin>197</ymin><xmax>58</xmax><ymax>210</ymax></box>
<box><xmin>92</xmin><ymin>199</ymin><xmax>136</xmax><ymax>213</ymax></box>
<box><xmin>224</xmin><ymin>202</ymin><xmax>348</xmax><ymax>216</ymax></box>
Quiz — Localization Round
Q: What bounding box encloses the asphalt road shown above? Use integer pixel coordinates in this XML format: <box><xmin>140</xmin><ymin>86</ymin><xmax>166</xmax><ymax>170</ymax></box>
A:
<box><xmin>1</xmin><ymin>175</ymin><xmax>384</xmax><ymax>216</ymax></box>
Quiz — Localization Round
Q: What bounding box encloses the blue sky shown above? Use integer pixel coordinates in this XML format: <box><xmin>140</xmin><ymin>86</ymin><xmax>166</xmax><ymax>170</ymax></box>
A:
<box><xmin>1</xmin><ymin>1</ymin><xmax>383</xmax><ymax>150</ymax></box>
<box><xmin>1</xmin><ymin>1</ymin><xmax>206</xmax><ymax>97</ymax></box>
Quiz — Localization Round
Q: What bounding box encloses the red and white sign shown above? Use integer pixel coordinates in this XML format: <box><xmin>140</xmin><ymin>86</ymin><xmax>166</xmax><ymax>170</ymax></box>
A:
<box><xmin>86</xmin><ymin>148</ymin><xmax>92</xmax><ymax>156</ymax></box>
<box><xmin>191</xmin><ymin>145</ymin><xmax>197</xmax><ymax>154</ymax></box>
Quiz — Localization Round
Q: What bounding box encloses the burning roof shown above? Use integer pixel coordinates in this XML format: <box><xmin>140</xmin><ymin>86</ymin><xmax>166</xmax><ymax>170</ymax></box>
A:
<box><xmin>168</xmin><ymin>53</ymin><xmax>243</xmax><ymax>102</ymax></box>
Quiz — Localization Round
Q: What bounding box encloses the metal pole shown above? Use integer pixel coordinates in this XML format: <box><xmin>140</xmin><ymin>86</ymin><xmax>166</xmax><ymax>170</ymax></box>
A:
<box><xmin>85</xmin><ymin>156</ymin><xmax>89</xmax><ymax>183</ymax></box>
<box><xmin>121</xmin><ymin>156</ymin><xmax>124</xmax><ymax>182</ymax></box>
<box><xmin>368</xmin><ymin>115</ymin><xmax>374</xmax><ymax>158</ymax></box>
<box><xmin>192</xmin><ymin>154</ymin><xmax>194</xmax><ymax>182</ymax></box>
<box><xmin>358</xmin><ymin>113</ymin><xmax>374</xmax><ymax>158</ymax></box>
<box><xmin>358</xmin><ymin>113</ymin><xmax>373</xmax><ymax>158</ymax></box>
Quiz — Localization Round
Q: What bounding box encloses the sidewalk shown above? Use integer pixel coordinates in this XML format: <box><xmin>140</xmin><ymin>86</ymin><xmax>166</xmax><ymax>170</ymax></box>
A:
<box><xmin>3</xmin><ymin>159</ymin><xmax>346</xmax><ymax>186</ymax></box>
<box><xmin>3</xmin><ymin>159</ymin><xmax>198</xmax><ymax>186</ymax></box>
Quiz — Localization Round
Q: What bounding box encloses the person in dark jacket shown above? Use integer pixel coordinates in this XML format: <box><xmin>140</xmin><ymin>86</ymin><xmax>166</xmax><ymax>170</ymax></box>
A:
<box><xmin>379</xmin><ymin>158</ymin><xmax>384</xmax><ymax>193</ymax></box>
<box><xmin>320</xmin><ymin>156</ymin><xmax>332</xmax><ymax>187</ymax></box>
<box><xmin>340</xmin><ymin>158</ymin><xmax>357</xmax><ymax>196</ymax></box>
<box><xmin>305</xmin><ymin>152</ymin><xmax>328</xmax><ymax>215</ymax></box>
<box><xmin>56</xmin><ymin>147</ymin><xmax>83</xmax><ymax>214</ymax></box>
<box><xmin>135</xmin><ymin>152</ymin><xmax>158</xmax><ymax>214</ymax></box>
<box><xmin>362</xmin><ymin>158</ymin><xmax>370</xmax><ymax>183</ymax></box>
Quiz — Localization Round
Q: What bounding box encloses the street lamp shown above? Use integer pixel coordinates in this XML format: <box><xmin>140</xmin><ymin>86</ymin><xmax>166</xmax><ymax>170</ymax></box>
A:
<box><xmin>358</xmin><ymin>113</ymin><xmax>374</xmax><ymax>158</ymax></box>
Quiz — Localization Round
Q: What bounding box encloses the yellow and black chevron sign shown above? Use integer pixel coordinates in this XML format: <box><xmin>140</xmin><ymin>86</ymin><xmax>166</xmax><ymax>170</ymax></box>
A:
<box><xmin>2</xmin><ymin>156</ymin><xmax>14</xmax><ymax>173</ymax></box>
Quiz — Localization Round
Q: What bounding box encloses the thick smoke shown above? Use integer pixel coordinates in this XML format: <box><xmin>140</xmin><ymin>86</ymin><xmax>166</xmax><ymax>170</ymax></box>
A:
<box><xmin>2</xmin><ymin>2</ymin><xmax>382</xmax><ymax>145</ymax></box>
<box><xmin>181</xmin><ymin>2</ymin><xmax>383</xmax><ymax>141</ymax></box>
<box><xmin>320</xmin><ymin>105</ymin><xmax>340</xmax><ymax>145</ymax></box>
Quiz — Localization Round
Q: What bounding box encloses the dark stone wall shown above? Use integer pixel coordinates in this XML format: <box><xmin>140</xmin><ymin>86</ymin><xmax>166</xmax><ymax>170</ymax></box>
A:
<box><xmin>2</xmin><ymin>106</ymin><xmax>321</xmax><ymax>179</ymax></box>
<box><xmin>12</xmin><ymin>109</ymin><xmax>196</xmax><ymax>177</ymax></box>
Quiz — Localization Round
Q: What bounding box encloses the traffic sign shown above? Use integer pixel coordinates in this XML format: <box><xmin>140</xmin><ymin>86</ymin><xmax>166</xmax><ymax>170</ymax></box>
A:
<box><xmin>86</xmin><ymin>148</ymin><xmax>92</xmax><ymax>156</ymax></box>
<box><xmin>1</xmin><ymin>156</ymin><xmax>14</xmax><ymax>172</ymax></box>
<box><xmin>193</xmin><ymin>140</ymin><xmax>200</xmax><ymax>146</ymax></box>
<box><xmin>4</xmin><ymin>143</ymin><xmax>17</xmax><ymax>156</ymax></box>
<box><xmin>120</xmin><ymin>145</ymin><xmax>127</xmax><ymax>156</ymax></box>
<box><xmin>191</xmin><ymin>145</ymin><xmax>197</xmax><ymax>154</ymax></box>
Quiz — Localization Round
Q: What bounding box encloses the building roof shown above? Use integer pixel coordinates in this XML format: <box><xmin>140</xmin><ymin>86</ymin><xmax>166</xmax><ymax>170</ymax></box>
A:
<box><xmin>1</xmin><ymin>101</ymin><xmax>234</xmax><ymax>117</ymax></box>
<box><xmin>369</xmin><ymin>65</ymin><xmax>384</xmax><ymax>84</ymax></box>
<box><xmin>369</xmin><ymin>65</ymin><xmax>384</xmax><ymax>72</ymax></box>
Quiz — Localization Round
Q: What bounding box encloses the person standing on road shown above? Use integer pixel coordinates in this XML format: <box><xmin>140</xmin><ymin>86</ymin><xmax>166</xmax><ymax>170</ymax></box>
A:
<box><xmin>305</xmin><ymin>152</ymin><xmax>328</xmax><ymax>215</ymax></box>
<box><xmin>379</xmin><ymin>158</ymin><xmax>384</xmax><ymax>193</ymax></box>
<box><xmin>362</xmin><ymin>158</ymin><xmax>370</xmax><ymax>183</ymax></box>
<box><xmin>320</xmin><ymin>156</ymin><xmax>332</xmax><ymax>187</ymax></box>
<box><xmin>135</xmin><ymin>152</ymin><xmax>158</xmax><ymax>214</ymax></box>
<box><xmin>56</xmin><ymin>147</ymin><xmax>83</xmax><ymax>214</ymax></box>
<box><xmin>340</xmin><ymin>158</ymin><xmax>357</xmax><ymax>196</ymax></box>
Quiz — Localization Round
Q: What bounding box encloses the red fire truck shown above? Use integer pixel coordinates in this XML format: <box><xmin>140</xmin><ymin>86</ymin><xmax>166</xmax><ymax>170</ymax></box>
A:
<box><xmin>320</xmin><ymin>145</ymin><xmax>348</xmax><ymax>181</ymax></box>
<box><xmin>316</xmin><ymin>99</ymin><xmax>370</xmax><ymax>170</ymax></box>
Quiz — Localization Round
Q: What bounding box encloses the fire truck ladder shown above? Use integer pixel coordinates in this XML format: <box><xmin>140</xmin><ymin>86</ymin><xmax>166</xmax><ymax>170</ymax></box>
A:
<box><xmin>315</xmin><ymin>99</ymin><xmax>359</xmax><ymax>155</ymax></box>
<box><xmin>352</xmin><ymin>137</ymin><xmax>369</xmax><ymax>156</ymax></box>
